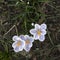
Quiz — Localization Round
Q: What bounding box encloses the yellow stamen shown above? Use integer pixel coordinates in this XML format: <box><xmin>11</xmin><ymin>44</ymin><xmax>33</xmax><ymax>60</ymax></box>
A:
<box><xmin>16</xmin><ymin>41</ymin><xmax>21</xmax><ymax>47</ymax></box>
<box><xmin>37</xmin><ymin>30</ymin><xmax>41</xmax><ymax>36</ymax></box>
<box><xmin>25</xmin><ymin>40</ymin><xmax>30</xmax><ymax>44</ymax></box>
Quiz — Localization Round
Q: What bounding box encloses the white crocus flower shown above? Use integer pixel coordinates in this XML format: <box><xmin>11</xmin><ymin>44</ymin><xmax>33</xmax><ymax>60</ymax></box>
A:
<box><xmin>30</xmin><ymin>23</ymin><xmax>47</xmax><ymax>42</ymax></box>
<box><xmin>12</xmin><ymin>36</ymin><xmax>25</xmax><ymax>52</ymax></box>
<box><xmin>19</xmin><ymin>35</ymin><xmax>34</xmax><ymax>52</ymax></box>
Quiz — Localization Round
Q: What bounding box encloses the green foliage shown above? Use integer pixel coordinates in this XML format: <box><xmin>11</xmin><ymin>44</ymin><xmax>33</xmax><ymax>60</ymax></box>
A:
<box><xmin>0</xmin><ymin>51</ymin><xmax>10</xmax><ymax>60</ymax></box>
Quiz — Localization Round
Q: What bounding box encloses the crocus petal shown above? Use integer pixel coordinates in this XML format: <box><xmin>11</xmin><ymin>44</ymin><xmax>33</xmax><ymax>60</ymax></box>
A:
<box><xmin>19</xmin><ymin>35</ymin><xmax>25</xmax><ymax>40</ymax></box>
<box><xmin>12</xmin><ymin>41</ymin><xmax>17</xmax><ymax>48</ymax></box>
<box><xmin>29</xmin><ymin>43</ymin><xmax>33</xmax><ymax>47</ymax></box>
<box><xmin>24</xmin><ymin>47</ymin><xmax>30</xmax><ymax>52</ymax></box>
<box><xmin>35</xmin><ymin>24</ymin><xmax>40</xmax><ymax>30</ymax></box>
<box><xmin>24</xmin><ymin>45</ymin><xmax>31</xmax><ymax>52</ymax></box>
<box><xmin>25</xmin><ymin>35</ymin><xmax>29</xmax><ymax>38</ymax></box>
<box><xmin>29</xmin><ymin>37</ymin><xmax>34</xmax><ymax>42</ymax></box>
<box><xmin>14</xmin><ymin>47</ymin><xmax>20</xmax><ymax>52</ymax></box>
<box><xmin>39</xmin><ymin>35</ymin><xmax>45</xmax><ymax>42</ymax></box>
<box><xmin>34</xmin><ymin>34</ymin><xmax>39</xmax><ymax>40</ymax></box>
<box><xmin>19</xmin><ymin>46</ymin><xmax>24</xmax><ymax>51</ymax></box>
<box><xmin>30</xmin><ymin>29</ymin><xmax>36</xmax><ymax>35</ymax></box>
<box><xmin>12</xmin><ymin>36</ymin><xmax>20</xmax><ymax>41</ymax></box>
<box><xmin>40</xmin><ymin>23</ymin><xmax>47</xmax><ymax>30</ymax></box>
<box><xmin>41</xmin><ymin>29</ymin><xmax>47</xmax><ymax>35</ymax></box>
<box><xmin>24</xmin><ymin>35</ymin><xmax>29</xmax><ymax>41</ymax></box>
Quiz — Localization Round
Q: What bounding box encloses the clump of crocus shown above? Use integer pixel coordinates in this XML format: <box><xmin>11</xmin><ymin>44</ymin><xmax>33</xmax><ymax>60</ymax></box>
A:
<box><xmin>30</xmin><ymin>23</ymin><xmax>47</xmax><ymax>42</ymax></box>
<box><xmin>12</xmin><ymin>35</ymin><xmax>34</xmax><ymax>52</ymax></box>
<box><xmin>12</xmin><ymin>23</ymin><xmax>47</xmax><ymax>52</ymax></box>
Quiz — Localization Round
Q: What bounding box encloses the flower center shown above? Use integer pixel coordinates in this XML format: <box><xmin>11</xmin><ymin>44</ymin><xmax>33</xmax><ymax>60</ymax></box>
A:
<box><xmin>16</xmin><ymin>41</ymin><xmax>21</xmax><ymax>47</ymax></box>
<box><xmin>25</xmin><ymin>40</ymin><xmax>30</xmax><ymax>44</ymax></box>
<box><xmin>37</xmin><ymin>30</ymin><xmax>41</xmax><ymax>36</ymax></box>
